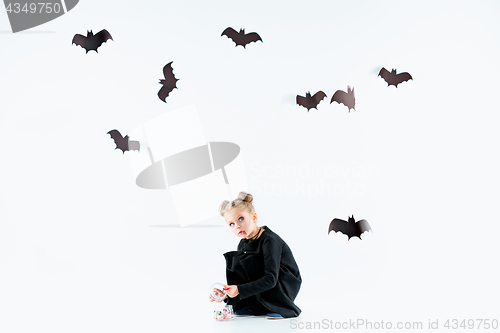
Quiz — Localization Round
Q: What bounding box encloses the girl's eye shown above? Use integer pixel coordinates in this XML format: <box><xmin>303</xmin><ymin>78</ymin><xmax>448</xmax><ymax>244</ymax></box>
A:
<box><xmin>229</xmin><ymin>222</ymin><xmax>235</xmax><ymax>227</ymax></box>
<box><xmin>238</xmin><ymin>217</ymin><xmax>244</xmax><ymax>222</ymax></box>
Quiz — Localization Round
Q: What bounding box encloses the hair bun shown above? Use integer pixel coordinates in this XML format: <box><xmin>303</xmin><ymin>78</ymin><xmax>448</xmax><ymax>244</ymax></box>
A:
<box><xmin>219</xmin><ymin>200</ymin><xmax>231</xmax><ymax>216</ymax></box>
<box><xmin>238</xmin><ymin>191</ymin><xmax>253</xmax><ymax>203</ymax></box>
<box><xmin>219</xmin><ymin>192</ymin><xmax>255</xmax><ymax>216</ymax></box>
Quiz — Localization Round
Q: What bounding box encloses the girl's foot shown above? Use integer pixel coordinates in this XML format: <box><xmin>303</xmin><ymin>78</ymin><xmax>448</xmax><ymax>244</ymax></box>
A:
<box><xmin>234</xmin><ymin>307</ymin><xmax>256</xmax><ymax>317</ymax></box>
<box><xmin>265</xmin><ymin>312</ymin><xmax>283</xmax><ymax>319</ymax></box>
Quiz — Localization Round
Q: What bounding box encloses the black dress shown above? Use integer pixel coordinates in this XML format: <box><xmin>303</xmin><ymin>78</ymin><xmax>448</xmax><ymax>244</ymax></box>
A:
<box><xmin>223</xmin><ymin>226</ymin><xmax>302</xmax><ymax>318</ymax></box>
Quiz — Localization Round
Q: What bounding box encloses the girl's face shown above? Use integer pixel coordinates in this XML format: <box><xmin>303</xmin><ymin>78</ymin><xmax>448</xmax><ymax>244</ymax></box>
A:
<box><xmin>224</xmin><ymin>207</ymin><xmax>259</xmax><ymax>239</ymax></box>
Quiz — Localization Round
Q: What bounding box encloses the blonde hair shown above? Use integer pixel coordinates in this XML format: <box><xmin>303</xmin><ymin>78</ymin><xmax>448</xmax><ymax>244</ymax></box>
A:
<box><xmin>219</xmin><ymin>191</ymin><xmax>255</xmax><ymax>216</ymax></box>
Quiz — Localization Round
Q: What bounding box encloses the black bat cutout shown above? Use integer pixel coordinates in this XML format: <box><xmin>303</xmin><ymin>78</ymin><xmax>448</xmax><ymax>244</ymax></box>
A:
<box><xmin>378</xmin><ymin>67</ymin><xmax>412</xmax><ymax>87</ymax></box>
<box><xmin>107</xmin><ymin>129</ymin><xmax>140</xmax><ymax>154</ymax></box>
<box><xmin>158</xmin><ymin>61</ymin><xmax>179</xmax><ymax>103</ymax></box>
<box><xmin>72</xmin><ymin>30</ymin><xmax>113</xmax><ymax>53</ymax></box>
<box><xmin>221</xmin><ymin>27</ymin><xmax>263</xmax><ymax>48</ymax></box>
<box><xmin>331</xmin><ymin>86</ymin><xmax>355</xmax><ymax>112</ymax></box>
<box><xmin>296</xmin><ymin>91</ymin><xmax>327</xmax><ymax>111</ymax></box>
<box><xmin>328</xmin><ymin>215</ymin><xmax>372</xmax><ymax>240</ymax></box>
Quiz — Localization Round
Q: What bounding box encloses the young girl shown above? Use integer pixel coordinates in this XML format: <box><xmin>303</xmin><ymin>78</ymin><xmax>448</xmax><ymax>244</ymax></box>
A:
<box><xmin>209</xmin><ymin>192</ymin><xmax>302</xmax><ymax>319</ymax></box>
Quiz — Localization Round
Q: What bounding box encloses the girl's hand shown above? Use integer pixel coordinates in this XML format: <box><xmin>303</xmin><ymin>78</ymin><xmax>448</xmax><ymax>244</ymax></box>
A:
<box><xmin>209</xmin><ymin>288</ymin><xmax>227</xmax><ymax>302</ymax></box>
<box><xmin>222</xmin><ymin>285</ymin><xmax>239</xmax><ymax>298</ymax></box>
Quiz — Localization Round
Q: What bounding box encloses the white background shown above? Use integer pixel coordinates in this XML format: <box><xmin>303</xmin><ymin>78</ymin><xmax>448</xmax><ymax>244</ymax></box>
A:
<box><xmin>1</xmin><ymin>1</ymin><xmax>499</xmax><ymax>332</ymax></box>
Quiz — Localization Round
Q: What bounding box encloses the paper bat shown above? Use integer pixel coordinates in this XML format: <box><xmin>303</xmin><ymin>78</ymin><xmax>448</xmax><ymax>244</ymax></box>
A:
<box><xmin>328</xmin><ymin>215</ymin><xmax>372</xmax><ymax>240</ymax></box>
<box><xmin>158</xmin><ymin>61</ymin><xmax>179</xmax><ymax>103</ymax></box>
<box><xmin>378</xmin><ymin>68</ymin><xmax>412</xmax><ymax>87</ymax></box>
<box><xmin>296</xmin><ymin>91</ymin><xmax>327</xmax><ymax>111</ymax></box>
<box><xmin>107</xmin><ymin>129</ymin><xmax>140</xmax><ymax>154</ymax></box>
<box><xmin>330</xmin><ymin>86</ymin><xmax>355</xmax><ymax>112</ymax></box>
<box><xmin>72</xmin><ymin>30</ymin><xmax>113</xmax><ymax>53</ymax></box>
<box><xmin>221</xmin><ymin>27</ymin><xmax>262</xmax><ymax>48</ymax></box>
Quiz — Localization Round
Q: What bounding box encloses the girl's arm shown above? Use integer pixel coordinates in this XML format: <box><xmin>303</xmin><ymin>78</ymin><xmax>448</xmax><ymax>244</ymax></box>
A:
<box><xmin>236</xmin><ymin>237</ymin><xmax>282</xmax><ymax>299</ymax></box>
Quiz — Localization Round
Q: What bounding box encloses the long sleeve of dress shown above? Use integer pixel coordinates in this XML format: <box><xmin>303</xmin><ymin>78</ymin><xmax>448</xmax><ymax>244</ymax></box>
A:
<box><xmin>236</xmin><ymin>237</ymin><xmax>282</xmax><ymax>299</ymax></box>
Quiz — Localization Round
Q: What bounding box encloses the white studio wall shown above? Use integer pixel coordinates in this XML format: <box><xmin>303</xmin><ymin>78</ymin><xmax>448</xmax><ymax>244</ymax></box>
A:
<box><xmin>1</xmin><ymin>1</ymin><xmax>499</xmax><ymax>332</ymax></box>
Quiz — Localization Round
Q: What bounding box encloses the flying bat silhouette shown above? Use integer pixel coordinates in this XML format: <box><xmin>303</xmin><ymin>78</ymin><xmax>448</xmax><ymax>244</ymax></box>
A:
<box><xmin>158</xmin><ymin>61</ymin><xmax>179</xmax><ymax>103</ymax></box>
<box><xmin>331</xmin><ymin>86</ymin><xmax>355</xmax><ymax>112</ymax></box>
<box><xmin>72</xmin><ymin>29</ymin><xmax>113</xmax><ymax>53</ymax></box>
<box><xmin>328</xmin><ymin>215</ymin><xmax>372</xmax><ymax>240</ymax></box>
<box><xmin>296</xmin><ymin>91</ymin><xmax>327</xmax><ymax>111</ymax></box>
<box><xmin>221</xmin><ymin>27</ymin><xmax>262</xmax><ymax>48</ymax></box>
<box><xmin>107</xmin><ymin>129</ymin><xmax>140</xmax><ymax>154</ymax></box>
<box><xmin>378</xmin><ymin>68</ymin><xmax>412</xmax><ymax>87</ymax></box>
